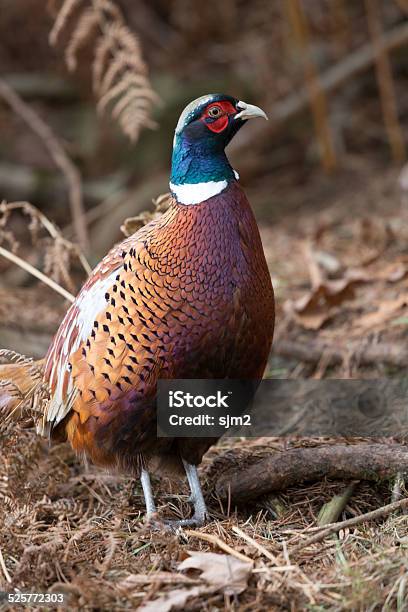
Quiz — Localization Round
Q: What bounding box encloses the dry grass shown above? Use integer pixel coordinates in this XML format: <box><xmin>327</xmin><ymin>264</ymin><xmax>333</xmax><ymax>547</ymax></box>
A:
<box><xmin>0</xmin><ymin>431</ymin><xmax>407</xmax><ymax>610</ymax></box>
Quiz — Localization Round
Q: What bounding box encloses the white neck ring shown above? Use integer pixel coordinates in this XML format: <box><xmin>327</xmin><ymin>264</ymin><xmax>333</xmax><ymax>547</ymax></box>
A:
<box><xmin>169</xmin><ymin>180</ymin><xmax>228</xmax><ymax>205</ymax></box>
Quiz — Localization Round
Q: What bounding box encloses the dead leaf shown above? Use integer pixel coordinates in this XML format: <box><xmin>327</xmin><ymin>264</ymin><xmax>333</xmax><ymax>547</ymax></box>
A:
<box><xmin>138</xmin><ymin>551</ymin><xmax>252</xmax><ymax>612</ymax></box>
<box><xmin>291</xmin><ymin>309</ymin><xmax>332</xmax><ymax>331</ymax></box>
<box><xmin>139</xmin><ymin>585</ymin><xmax>211</xmax><ymax>612</ymax></box>
<box><xmin>356</xmin><ymin>295</ymin><xmax>408</xmax><ymax>330</ymax></box>
<box><xmin>285</xmin><ymin>270</ymin><xmax>368</xmax><ymax>330</ymax></box>
<box><xmin>178</xmin><ymin>550</ymin><xmax>252</xmax><ymax>595</ymax></box>
<box><xmin>376</xmin><ymin>262</ymin><xmax>407</xmax><ymax>283</ymax></box>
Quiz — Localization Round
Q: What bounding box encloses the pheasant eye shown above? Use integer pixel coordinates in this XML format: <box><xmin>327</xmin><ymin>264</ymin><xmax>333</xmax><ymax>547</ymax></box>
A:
<box><xmin>208</xmin><ymin>106</ymin><xmax>222</xmax><ymax>118</ymax></box>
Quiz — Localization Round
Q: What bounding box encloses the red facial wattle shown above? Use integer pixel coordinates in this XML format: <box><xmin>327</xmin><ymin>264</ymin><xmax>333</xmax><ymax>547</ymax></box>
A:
<box><xmin>206</xmin><ymin>115</ymin><xmax>229</xmax><ymax>133</ymax></box>
<box><xmin>201</xmin><ymin>101</ymin><xmax>237</xmax><ymax>133</ymax></box>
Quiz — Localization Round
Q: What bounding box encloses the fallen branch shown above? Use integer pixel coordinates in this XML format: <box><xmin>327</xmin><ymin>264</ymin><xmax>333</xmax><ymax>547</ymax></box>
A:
<box><xmin>274</xmin><ymin>338</ymin><xmax>408</xmax><ymax>368</ymax></box>
<box><xmin>210</xmin><ymin>444</ymin><xmax>408</xmax><ymax>503</ymax></box>
<box><xmin>290</xmin><ymin>496</ymin><xmax>408</xmax><ymax>556</ymax></box>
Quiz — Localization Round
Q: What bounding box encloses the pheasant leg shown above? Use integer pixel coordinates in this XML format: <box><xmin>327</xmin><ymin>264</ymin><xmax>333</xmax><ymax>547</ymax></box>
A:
<box><xmin>181</xmin><ymin>459</ymin><xmax>208</xmax><ymax>526</ymax></box>
<box><xmin>140</xmin><ymin>468</ymin><xmax>157</xmax><ymax>516</ymax></box>
<box><xmin>141</xmin><ymin>461</ymin><xmax>208</xmax><ymax>529</ymax></box>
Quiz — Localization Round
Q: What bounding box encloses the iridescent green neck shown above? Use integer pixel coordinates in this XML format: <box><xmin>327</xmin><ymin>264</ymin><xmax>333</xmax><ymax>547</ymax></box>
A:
<box><xmin>170</xmin><ymin>133</ymin><xmax>235</xmax><ymax>185</ymax></box>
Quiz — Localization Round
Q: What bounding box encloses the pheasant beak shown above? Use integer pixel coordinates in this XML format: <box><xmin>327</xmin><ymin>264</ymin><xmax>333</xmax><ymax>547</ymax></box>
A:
<box><xmin>234</xmin><ymin>100</ymin><xmax>268</xmax><ymax>121</ymax></box>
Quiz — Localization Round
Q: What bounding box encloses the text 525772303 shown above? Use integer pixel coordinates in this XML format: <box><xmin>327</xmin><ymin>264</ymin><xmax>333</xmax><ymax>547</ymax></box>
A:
<box><xmin>0</xmin><ymin>592</ymin><xmax>66</xmax><ymax>606</ymax></box>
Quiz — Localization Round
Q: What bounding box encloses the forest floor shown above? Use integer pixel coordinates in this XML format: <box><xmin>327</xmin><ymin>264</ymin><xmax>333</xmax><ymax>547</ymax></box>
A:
<box><xmin>1</xmin><ymin>158</ymin><xmax>408</xmax><ymax>610</ymax></box>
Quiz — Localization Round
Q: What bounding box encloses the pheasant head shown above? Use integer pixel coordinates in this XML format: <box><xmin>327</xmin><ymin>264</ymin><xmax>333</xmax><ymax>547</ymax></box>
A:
<box><xmin>170</xmin><ymin>94</ymin><xmax>267</xmax><ymax>204</ymax></box>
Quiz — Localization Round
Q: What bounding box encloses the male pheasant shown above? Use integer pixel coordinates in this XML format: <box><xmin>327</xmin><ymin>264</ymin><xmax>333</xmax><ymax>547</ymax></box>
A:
<box><xmin>3</xmin><ymin>95</ymin><xmax>275</xmax><ymax>527</ymax></box>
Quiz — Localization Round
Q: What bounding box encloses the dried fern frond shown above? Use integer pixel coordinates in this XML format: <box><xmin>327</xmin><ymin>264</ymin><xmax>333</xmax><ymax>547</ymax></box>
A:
<box><xmin>0</xmin><ymin>200</ymin><xmax>91</xmax><ymax>297</ymax></box>
<box><xmin>0</xmin><ymin>349</ymin><xmax>36</xmax><ymax>369</ymax></box>
<box><xmin>49</xmin><ymin>0</ymin><xmax>83</xmax><ymax>46</ymax></box>
<box><xmin>0</xmin><ymin>349</ymin><xmax>45</xmax><ymax>393</ymax></box>
<box><xmin>0</xmin><ymin>350</ymin><xmax>48</xmax><ymax>428</ymax></box>
<box><xmin>65</xmin><ymin>8</ymin><xmax>100</xmax><ymax>71</ymax></box>
<box><xmin>0</xmin><ymin>379</ymin><xmax>23</xmax><ymax>402</ymax></box>
<box><xmin>50</xmin><ymin>0</ymin><xmax>159</xmax><ymax>142</ymax></box>
<box><xmin>120</xmin><ymin>192</ymin><xmax>171</xmax><ymax>237</ymax></box>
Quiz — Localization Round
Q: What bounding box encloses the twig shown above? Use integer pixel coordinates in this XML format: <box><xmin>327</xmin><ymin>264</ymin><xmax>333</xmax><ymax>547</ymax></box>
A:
<box><xmin>0</xmin><ymin>78</ymin><xmax>88</xmax><ymax>249</ymax></box>
<box><xmin>231</xmin><ymin>526</ymin><xmax>278</xmax><ymax>564</ymax></box>
<box><xmin>184</xmin><ymin>529</ymin><xmax>253</xmax><ymax>565</ymax></box>
<box><xmin>0</xmin><ymin>547</ymin><xmax>12</xmax><ymax>583</ymax></box>
<box><xmin>0</xmin><ymin>246</ymin><xmax>75</xmax><ymax>303</ymax></box>
<box><xmin>290</xmin><ymin>496</ymin><xmax>408</xmax><ymax>555</ymax></box>
<box><xmin>317</xmin><ymin>481</ymin><xmax>358</xmax><ymax>526</ymax></box>
<box><xmin>286</xmin><ymin>0</ymin><xmax>336</xmax><ymax>171</ymax></box>
<box><xmin>365</xmin><ymin>0</ymin><xmax>406</xmax><ymax>162</ymax></box>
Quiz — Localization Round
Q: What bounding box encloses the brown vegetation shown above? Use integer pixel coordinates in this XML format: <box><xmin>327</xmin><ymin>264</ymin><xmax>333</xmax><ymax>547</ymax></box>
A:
<box><xmin>1</xmin><ymin>1</ymin><xmax>408</xmax><ymax>610</ymax></box>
